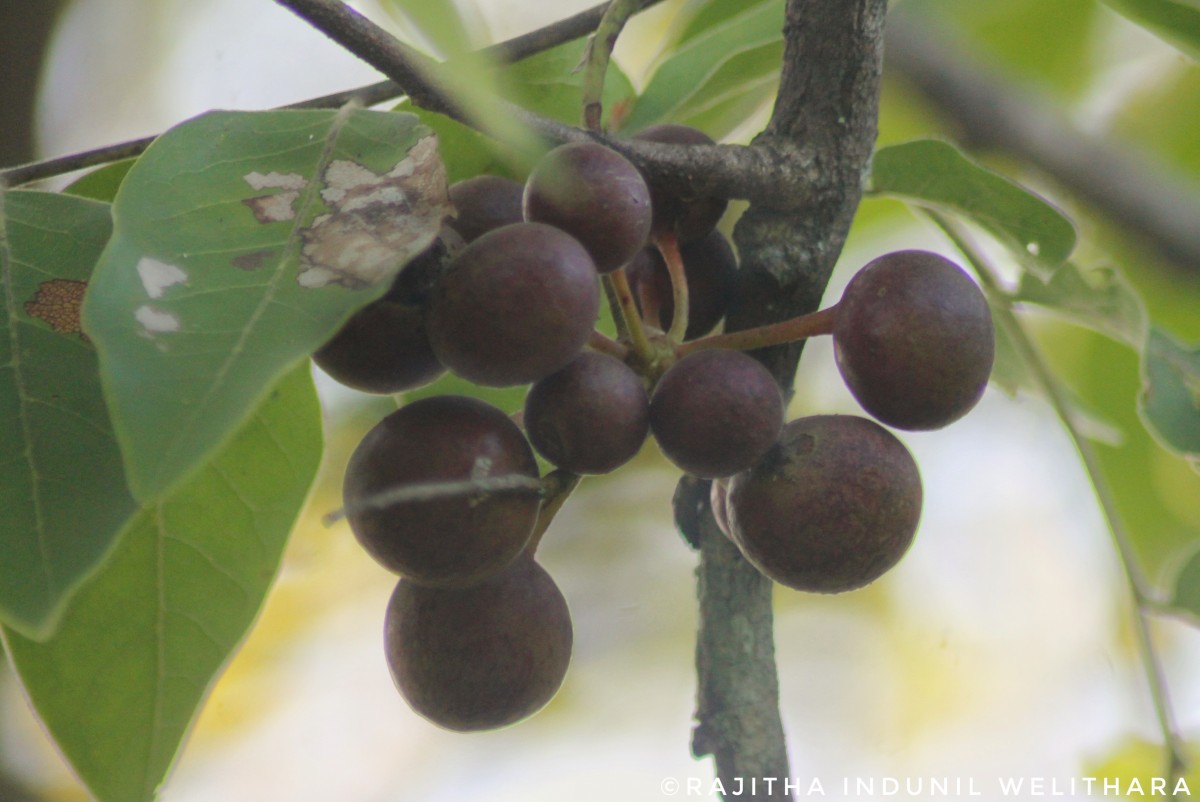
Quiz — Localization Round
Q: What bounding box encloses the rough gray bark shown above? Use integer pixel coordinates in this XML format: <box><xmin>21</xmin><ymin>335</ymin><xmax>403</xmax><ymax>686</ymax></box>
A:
<box><xmin>683</xmin><ymin>2</ymin><xmax>888</xmax><ymax>800</ymax></box>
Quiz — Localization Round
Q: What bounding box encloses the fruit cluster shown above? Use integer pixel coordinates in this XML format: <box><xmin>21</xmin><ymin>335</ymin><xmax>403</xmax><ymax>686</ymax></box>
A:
<box><xmin>318</xmin><ymin>124</ymin><xmax>996</xmax><ymax>732</ymax></box>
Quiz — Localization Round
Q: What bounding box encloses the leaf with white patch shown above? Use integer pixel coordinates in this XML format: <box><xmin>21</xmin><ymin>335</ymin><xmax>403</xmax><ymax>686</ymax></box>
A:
<box><xmin>83</xmin><ymin>108</ymin><xmax>451</xmax><ymax>501</ymax></box>
<box><xmin>0</xmin><ymin>189</ymin><xmax>137</xmax><ymax>639</ymax></box>
<box><xmin>3</xmin><ymin>363</ymin><xmax>322</xmax><ymax>802</ymax></box>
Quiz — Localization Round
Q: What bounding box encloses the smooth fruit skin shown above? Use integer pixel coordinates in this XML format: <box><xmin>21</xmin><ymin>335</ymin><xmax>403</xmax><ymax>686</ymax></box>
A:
<box><xmin>522</xmin><ymin>142</ymin><xmax>652</xmax><ymax>273</ymax></box>
<box><xmin>627</xmin><ymin>229</ymin><xmax>737</xmax><ymax>339</ymax></box>
<box><xmin>448</xmin><ymin>175</ymin><xmax>525</xmax><ymax>243</ymax></box>
<box><xmin>833</xmin><ymin>250</ymin><xmax>995</xmax><ymax>430</ymax></box>
<box><xmin>630</xmin><ymin>123</ymin><xmax>728</xmax><ymax>243</ymax></box>
<box><xmin>726</xmin><ymin>414</ymin><xmax>922</xmax><ymax>594</ymax></box>
<box><xmin>343</xmin><ymin>395</ymin><xmax>540</xmax><ymax>586</ymax></box>
<box><xmin>649</xmin><ymin>348</ymin><xmax>784</xmax><ymax>478</ymax></box>
<box><xmin>425</xmin><ymin>222</ymin><xmax>601</xmax><ymax>387</ymax></box>
<box><xmin>384</xmin><ymin>556</ymin><xmax>573</xmax><ymax>732</ymax></box>
<box><xmin>523</xmin><ymin>351</ymin><xmax>650</xmax><ymax>474</ymax></box>
<box><xmin>313</xmin><ymin>299</ymin><xmax>444</xmax><ymax>394</ymax></box>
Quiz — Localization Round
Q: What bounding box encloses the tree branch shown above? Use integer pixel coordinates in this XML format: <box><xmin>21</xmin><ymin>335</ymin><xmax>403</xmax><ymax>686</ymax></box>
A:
<box><xmin>275</xmin><ymin>0</ymin><xmax>819</xmax><ymax>212</ymax></box>
<box><xmin>0</xmin><ymin>0</ymin><xmax>669</xmax><ymax>187</ymax></box>
<box><xmin>682</xmin><ymin>2</ymin><xmax>888</xmax><ymax>799</ymax></box>
<box><xmin>884</xmin><ymin>10</ymin><xmax>1200</xmax><ymax>275</ymax></box>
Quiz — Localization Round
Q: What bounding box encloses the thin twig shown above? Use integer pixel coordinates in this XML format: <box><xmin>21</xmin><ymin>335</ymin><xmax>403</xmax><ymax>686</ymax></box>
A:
<box><xmin>606</xmin><ymin>269</ymin><xmax>655</xmax><ymax>362</ymax></box>
<box><xmin>580</xmin><ymin>0</ymin><xmax>642</xmax><ymax>131</ymax></box>
<box><xmin>323</xmin><ymin>473</ymin><xmax>545</xmax><ymax>526</ymax></box>
<box><xmin>587</xmin><ymin>329</ymin><xmax>631</xmax><ymax>359</ymax></box>
<box><xmin>0</xmin><ymin>0</ymin><xmax>671</xmax><ymax>187</ymax></box>
<box><xmin>676</xmin><ymin>304</ymin><xmax>837</xmax><ymax>357</ymax></box>
<box><xmin>656</xmin><ymin>231</ymin><xmax>691</xmax><ymax>343</ymax></box>
<box><xmin>929</xmin><ymin>210</ymin><xmax>1188</xmax><ymax>788</ymax></box>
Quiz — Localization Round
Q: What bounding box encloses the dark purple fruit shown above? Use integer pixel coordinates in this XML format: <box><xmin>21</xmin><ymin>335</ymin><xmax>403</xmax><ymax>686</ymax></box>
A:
<box><xmin>523</xmin><ymin>142</ymin><xmax>652</xmax><ymax>273</ymax></box>
<box><xmin>425</xmin><ymin>222</ymin><xmax>601</xmax><ymax>387</ymax></box>
<box><xmin>709</xmin><ymin>478</ymin><xmax>734</xmax><ymax>541</ymax></box>
<box><xmin>631</xmin><ymin>123</ymin><xmax>728</xmax><ymax>243</ymax></box>
<box><xmin>448</xmin><ymin>175</ymin><xmax>525</xmax><ymax>243</ymax></box>
<box><xmin>627</xmin><ymin>229</ymin><xmax>737</xmax><ymax>339</ymax></box>
<box><xmin>649</xmin><ymin>348</ymin><xmax>783</xmax><ymax>478</ymax></box>
<box><xmin>725</xmin><ymin>414</ymin><xmax>922</xmax><ymax>594</ymax></box>
<box><xmin>833</xmin><ymin>250</ymin><xmax>995</xmax><ymax>431</ymax></box>
<box><xmin>523</xmin><ymin>351</ymin><xmax>650</xmax><ymax>474</ymax></box>
<box><xmin>342</xmin><ymin>395</ymin><xmax>540</xmax><ymax>586</ymax></box>
<box><xmin>313</xmin><ymin>299</ymin><xmax>444</xmax><ymax>394</ymax></box>
<box><xmin>385</xmin><ymin>555</ymin><xmax>572</xmax><ymax>732</ymax></box>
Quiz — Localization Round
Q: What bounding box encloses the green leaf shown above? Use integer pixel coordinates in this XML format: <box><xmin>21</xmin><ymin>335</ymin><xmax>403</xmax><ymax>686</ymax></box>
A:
<box><xmin>2</xmin><ymin>363</ymin><xmax>322</xmax><ymax>802</ymax></box>
<box><xmin>0</xmin><ymin>189</ymin><xmax>137</xmax><ymax>639</ymax></box>
<box><xmin>868</xmin><ymin>139</ymin><xmax>1078</xmax><ymax>269</ymax></box>
<box><xmin>395</xmin><ymin>37</ymin><xmax>637</xmax><ymax>181</ymax></box>
<box><xmin>1169</xmin><ymin>544</ymin><xmax>1200</xmax><ymax>623</ymax></box>
<box><xmin>501</xmin><ymin>38</ymin><xmax>637</xmax><ymax>129</ymax></box>
<box><xmin>669</xmin><ymin>41</ymin><xmax>782</xmax><ymax>140</ymax></box>
<box><xmin>63</xmin><ymin>158</ymin><xmax>137</xmax><ymax>203</ymax></box>
<box><xmin>1014</xmin><ymin>261</ymin><xmax>1148</xmax><ymax>346</ymax></box>
<box><xmin>622</xmin><ymin>0</ymin><xmax>784</xmax><ymax>133</ymax></box>
<box><xmin>676</xmin><ymin>0</ymin><xmax>775</xmax><ymax>43</ymax></box>
<box><xmin>379</xmin><ymin>0</ymin><xmax>479</xmax><ymax>56</ymax></box>
<box><xmin>1139</xmin><ymin>327</ymin><xmax>1200</xmax><ymax>460</ymax></box>
<box><xmin>82</xmin><ymin>108</ymin><xmax>450</xmax><ymax>501</ymax></box>
<box><xmin>988</xmin><ymin>315</ymin><xmax>1033</xmax><ymax>397</ymax></box>
<box><xmin>393</xmin><ymin>102</ymin><xmax>519</xmax><ymax>183</ymax></box>
<box><xmin>1100</xmin><ymin>0</ymin><xmax>1200</xmax><ymax>62</ymax></box>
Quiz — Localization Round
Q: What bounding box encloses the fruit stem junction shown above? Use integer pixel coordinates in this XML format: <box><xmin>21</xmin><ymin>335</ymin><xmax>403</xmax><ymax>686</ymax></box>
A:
<box><xmin>676</xmin><ymin>303</ymin><xmax>839</xmax><ymax>357</ymax></box>
<box><xmin>656</xmin><ymin>231</ymin><xmax>691</xmax><ymax>343</ymax></box>
<box><xmin>606</xmin><ymin>268</ymin><xmax>657</xmax><ymax>362</ymax></box>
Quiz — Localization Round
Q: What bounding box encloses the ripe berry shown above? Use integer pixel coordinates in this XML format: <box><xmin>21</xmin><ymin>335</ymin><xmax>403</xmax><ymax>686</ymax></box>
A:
<box><xmin>627</xmin><ymin>229</ymin><xmax>737</xmax><ymax>339</ymax></box>
<box><xmin>385</xmin><ymin>556</ymin><xmax>572</xmax><ymax>732</ymax></box>
<box><xmin>833</xmin><ymin>250</ymin><xmax>995</xmax><ymax>430</ymax></box>
<box><xmin>448</xmin><ymin>175</ymin><xmax>524</xmax><ymax>243</ymax></box>
<box><xmin>425</xmin><ymin>222</ymin><xmax>601</xmax><ymax>387</ymax></box>
<box><xmin>725</xmin><ymin>414</ymin><xmax>922</xmax><ymax>593</ymax></box>
<box><xmin>649</xmin><ymin>348</ymin><xmax>783</xmax><ymax>478</ymax></box>
<box><xmin>342</xmin><ymin>395</ymin><xmax>540</xmax><ymax>586</ymax></box>
<box><xmin>312</xmin><ymin>299</ymin><xmax>444</xmax><ymax>394</ymax></box>
<box><xmin>523</xmin><ymin>351</ymin><xmax>650</xmax><ymax>474</ymax></box>
<box><xmin>523</xmin><ymin>141</ymin><xmax>652</xmax><ymax>273</ymax></box>
<box><xmin>630</xmin><ymin>123</ymin><xmax>727</xmax><ymax>243</ymax></box>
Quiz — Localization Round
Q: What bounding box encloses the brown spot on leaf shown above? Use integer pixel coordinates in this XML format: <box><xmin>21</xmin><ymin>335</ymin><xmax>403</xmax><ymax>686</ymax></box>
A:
<box><xmin>297</xmin><ymin>135</ymin><xmax>452</xmax><ymax>289</ymax></box>
<box><xmin>231</xmin><ymin>250</ymin><xmax>275</xmax><ymax>271</ymax></box>
<box><xmin>242</xmin><ymin>191</ymin><xmax>301</xmax><ymax>224</ymax></box>
<box><xmin>25</xmin><ymin>279</ymin><xmax>89</xmax><ymax>340</ymax></box>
